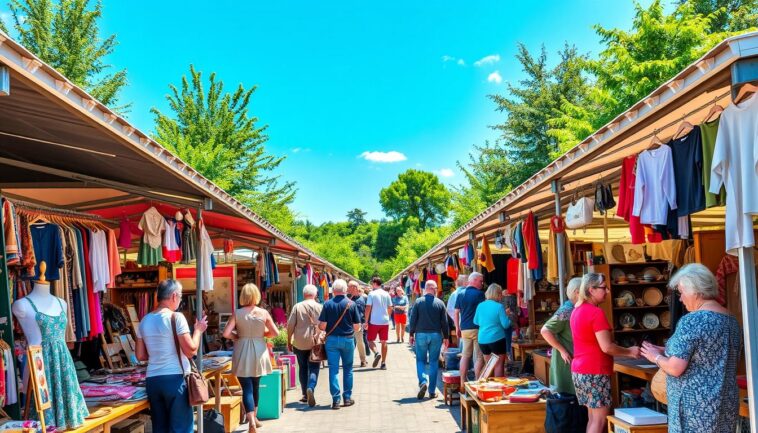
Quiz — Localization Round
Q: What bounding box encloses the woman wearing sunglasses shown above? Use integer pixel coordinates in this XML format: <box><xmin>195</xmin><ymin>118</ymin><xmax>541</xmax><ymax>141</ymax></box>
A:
<box><xmin>570</xmin><ymin>273</ymin><xmax>640</xmax><ymax>433</ymax></box>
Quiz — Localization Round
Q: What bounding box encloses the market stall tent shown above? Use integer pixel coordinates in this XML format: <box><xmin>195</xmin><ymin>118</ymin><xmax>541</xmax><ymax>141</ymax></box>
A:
<box><xmin>392</xmin><ymin>31</ymin><xmax>758</xmax><ymax>430</ymax></box>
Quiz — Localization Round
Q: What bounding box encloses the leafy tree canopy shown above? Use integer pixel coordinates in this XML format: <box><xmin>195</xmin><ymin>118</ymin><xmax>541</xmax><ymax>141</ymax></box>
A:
<box><xmin>379</xmin><ymin>169</ymin><xmax>451</xmax><ymax>230</ymax></box>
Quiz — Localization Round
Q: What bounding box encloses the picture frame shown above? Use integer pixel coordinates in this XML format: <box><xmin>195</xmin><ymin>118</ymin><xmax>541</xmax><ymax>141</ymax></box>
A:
<box><xmin>26</xmin><ymin>345</ymin><xmax>50</xmax><ymax>433</ymax></box>
<box><xmin>477</xmin><ymin>354</ymin><xmax>501</xmax><ymax>381</ymax></box>
<box><xmin>174</xmin><ymin>264</ymin><xmax>237</xmax><ymax>315</ymax></box>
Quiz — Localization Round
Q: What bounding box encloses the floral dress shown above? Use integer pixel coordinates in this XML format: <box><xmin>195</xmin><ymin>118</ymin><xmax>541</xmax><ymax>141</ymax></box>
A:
<box><xmin>665</xmin><ymin>311</ymin><xmax>740</xmax><ymax>433</ymax></box>
<box><xmin>26</xmin><ymin>297</ymin><xmax>89</xmax><ymax>430</ymax></box>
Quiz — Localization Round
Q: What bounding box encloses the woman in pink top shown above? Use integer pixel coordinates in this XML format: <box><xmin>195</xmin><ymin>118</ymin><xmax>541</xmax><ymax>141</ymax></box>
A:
<box><xmin>570</xmin><ymin>273</ymin><xmax>640</xmax><ymax>433</ymax></box>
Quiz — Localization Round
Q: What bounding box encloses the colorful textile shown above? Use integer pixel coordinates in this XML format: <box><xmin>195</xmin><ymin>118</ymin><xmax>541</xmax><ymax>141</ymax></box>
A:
<box><xmin>117</xmin><ymin>217</ymin><xmax>132</xmax><ymax>249</ymax></box>
<box><xmin>572</xmin><ymin>373</ymin><xmax>611</xmax><ymax>408</ymax></box>
<box><xmin>478</xmin><ymin>234</ymin><xmax>495</xmax><ymax>272</ymax></box>
<box><xmin>138</xmin><ymin>206</ymin><xmax>165</xmax><ymax>249</ymax></box>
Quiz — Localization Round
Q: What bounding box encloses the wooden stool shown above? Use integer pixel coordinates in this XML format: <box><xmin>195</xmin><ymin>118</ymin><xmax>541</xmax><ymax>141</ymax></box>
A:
<box><xmin>460</xmin><ymin>392</ymin><xmax>476</xmax><ymax>431</ymax></box>
<box><xmin>442</xmin><ymin>371</ymin><xmax>461</xmax><ymax>406</ymax></box>
<box><xmin>607</xmin><ymin>415</ymin><xmax>668</xmax><ymax>433</ymax></box>
<box><xmin>203</xmin><ymin>395</ymin><xmax>242</xmax><ymax>433</ymax></box>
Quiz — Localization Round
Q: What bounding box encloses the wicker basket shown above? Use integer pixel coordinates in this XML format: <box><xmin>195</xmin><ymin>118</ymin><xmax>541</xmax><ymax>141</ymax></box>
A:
<box><xmin>651</xmin><ymin>369</ymin><xmax>667</xmax><ymax>404</ymax></box>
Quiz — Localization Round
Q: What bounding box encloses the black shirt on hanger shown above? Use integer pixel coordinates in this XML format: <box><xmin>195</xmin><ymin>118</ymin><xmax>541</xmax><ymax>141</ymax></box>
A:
<box><xmin>667</xmin><ymin>126</ymin><xmax>706</xmax><ymax>217</ymax></box>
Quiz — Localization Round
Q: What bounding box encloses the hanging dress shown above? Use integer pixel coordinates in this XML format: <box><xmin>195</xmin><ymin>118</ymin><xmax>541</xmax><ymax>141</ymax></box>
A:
<box><xmin>25</xmin><ymin>297</ymin><xmax>88</xmax><ymax>429</ymax></box>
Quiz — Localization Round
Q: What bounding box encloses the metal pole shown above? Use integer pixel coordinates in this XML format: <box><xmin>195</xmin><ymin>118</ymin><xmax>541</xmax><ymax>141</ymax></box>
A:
<box><xmin>737</xmin><ymin>247</ymin><xmax>757</xmax><ymax>433</ymax></box>
<box><xmin>195</xmin><ymin>206</ymin><xmax>204</xmax><ymax>433</ymax></box>
<box><xmin>551</xmin><ymin>180</ymin><xmax>566</xmax><ymax>304</ymax></box>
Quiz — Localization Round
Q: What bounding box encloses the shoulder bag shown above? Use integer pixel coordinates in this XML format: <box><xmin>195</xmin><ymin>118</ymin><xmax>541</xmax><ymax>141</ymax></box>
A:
<box><xmin>309</xmin><ymin>301</ymin><xmax>352</xmax><ymax>363</ymax></box>
<box><xmin>172</xmin><ymin>314</ymin><xmax>210</xmax><ymax>406</ymax></box>
<box><xmin>565</xmin><ymin>189</ymin><xmax>595</xmax><ymax>229</ymax></box>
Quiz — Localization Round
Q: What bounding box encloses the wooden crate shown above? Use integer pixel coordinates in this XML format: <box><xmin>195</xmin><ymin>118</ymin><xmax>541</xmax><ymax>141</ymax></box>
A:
<box><xmin>204</xmin><ymin>395</ymin><xmax>242</xmax><ymax>432</ymax></box>
<box><xmin>607</xmin><ymin>416</ymin><xmax>667</xmax><ymax>433</ymax></box>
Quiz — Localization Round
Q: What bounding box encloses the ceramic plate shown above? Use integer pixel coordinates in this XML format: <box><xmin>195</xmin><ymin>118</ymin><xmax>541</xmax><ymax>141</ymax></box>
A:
<box><xmin>642</xmin><ymin>312</ymin><xmax>660</xmax><ymax>329</ymax></box>
<box><xmin>611</xmin><ymin>268</ymin><xmax>626</xmax><ymax>281</ymax></box>
<box><xmin>643</xmin><ymin>267</ymin><xmax>662</xmax><ymax>278</ymax></box>
<box><xmin>619</xmin><ymin>313</ymin><xmax>636</xmax><ymax>329</ymax></box>
<box><xmin>660</xmin><ymin>311</ymin><xmax>671</xmax><ymax>328</ymax></box>
<box><xmin>643</xmin><ymin>287</ymin><xmax>664</xmax><ymax>306</ymax></box>
<box><xmin>618</xmin><ymin>290</ymin><xmax>635</xmax><ymax>307</ymax></box>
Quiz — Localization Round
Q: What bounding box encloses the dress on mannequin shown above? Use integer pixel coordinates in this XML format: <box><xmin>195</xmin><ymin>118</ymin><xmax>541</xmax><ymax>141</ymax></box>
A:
<box><xmin>12</xmin><ymin>262</ymin><xmax>88</xmax><ymax>429</ymax></box>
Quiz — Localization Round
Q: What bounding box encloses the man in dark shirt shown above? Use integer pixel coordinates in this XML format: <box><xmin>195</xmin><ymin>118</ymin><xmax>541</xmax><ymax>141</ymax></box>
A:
<box><xmin>318</xmin><ymin>279</ymin><xmax>361</xmax><ymax>410</ymax></box>
<box><xmin>348</xmin><ymin>280</ymin><xmax>369</xmax><ymax>367</ymax></box>
<box><xmin>455</xmin><ymin>272</ymin><xmax>485</xmax><ymax>379</ymax></box>
<box><xmin>409</xmin><ymin>280</ymin><xmax>449</xmax><ymax>400</ymax></box>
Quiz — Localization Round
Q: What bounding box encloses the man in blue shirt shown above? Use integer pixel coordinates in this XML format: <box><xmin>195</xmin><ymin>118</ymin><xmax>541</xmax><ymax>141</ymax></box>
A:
<box><xmin>348</xmin><ymin>280</ymin><xmax>368</xmax><ymax>367</ymax></box>
<box><xmin>318</xmin><ymin>279</ymin><xmax>361</xmax><ymax>410</ymax></box>
<box><xmin>454</xmin><ymin>272</ymin><xmax>485</xmax><ymax>379</ymax></box>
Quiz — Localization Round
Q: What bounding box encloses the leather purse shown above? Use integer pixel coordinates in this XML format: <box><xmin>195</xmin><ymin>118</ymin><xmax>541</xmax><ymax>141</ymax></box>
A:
<box><xmin>566</xmin><ymin>190</ymin><xmax>595</xmax><ymax>229</ymax></box>
<box><xmin>594</xmin><ymin>181</ymin><xmax>616</xmax><ymax>215</ymax></box>
<box><xmin>310</xmin><ymin>302</ymin><xmax>352</xmax><ymax>362</ymax></box>
<box><xmin>172</xmin><ymin>314</ymin><xmax>210</xmax><ymax>406</ymax></box>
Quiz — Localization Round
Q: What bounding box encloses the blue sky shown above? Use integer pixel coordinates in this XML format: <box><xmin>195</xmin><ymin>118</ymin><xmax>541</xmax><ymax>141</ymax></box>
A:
<box><xmin>90</xmin><ymin>1</ymin><xmax>650</xmax><ymax>224</ymax></box>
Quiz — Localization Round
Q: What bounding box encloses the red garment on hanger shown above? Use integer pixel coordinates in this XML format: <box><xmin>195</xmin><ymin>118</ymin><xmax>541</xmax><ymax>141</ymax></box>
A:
<box><xmin>506</xmin><ymin>258</ymin><xmax>520</xmax><ymax>294</ymax></box>
<box><xmin>521</xmin><ymin>211</ymin><xmax>539</xmax><ymax>270</ymax></box>
<box><xmin>618</xmin><ymin>155</ymin><xmax>646</xmax><ymax>244</ymax></box>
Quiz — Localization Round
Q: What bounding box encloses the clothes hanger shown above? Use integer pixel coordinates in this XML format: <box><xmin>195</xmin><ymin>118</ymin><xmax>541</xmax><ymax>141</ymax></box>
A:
<box><xmin>703</xmin><ymin>97</ymin><xmax>724</xmax><ymax>123</ymax></box>
<box><xmin>30</xmin><ymin>214</ymin><xmax>51</xmax><ymax>225</ymax></box>
<box><xmin>647</xmin><ymin>129</ymin><xmax>664</xmax><ymax>150</ymax></box>
<box><xmin>672</xmin><ymin>115</ymin><xmax>694</xmax><ymax>140</ymax></box>
<box><xmin>734</xmin><ymin>82</ymin><xmax>758</xmax><ymax>104</ymax></box>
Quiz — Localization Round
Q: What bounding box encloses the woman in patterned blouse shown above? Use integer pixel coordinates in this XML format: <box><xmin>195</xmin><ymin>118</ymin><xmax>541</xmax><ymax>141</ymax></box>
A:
<box><xmin>640</xmin><ymin>264</ymin><xmax>741</xmax><ymax>433</ymax></box>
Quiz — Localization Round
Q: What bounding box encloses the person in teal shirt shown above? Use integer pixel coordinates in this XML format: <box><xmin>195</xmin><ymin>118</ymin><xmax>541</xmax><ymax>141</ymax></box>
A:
<box><xmin>473</xmin><ymin>283</ymin><xmax>512</xmax><ymax>378</ymax></box>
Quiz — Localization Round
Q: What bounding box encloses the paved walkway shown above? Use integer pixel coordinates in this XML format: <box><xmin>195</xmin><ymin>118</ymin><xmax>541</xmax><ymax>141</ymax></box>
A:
<box><xmin>237</xmin><ymin>339</ymin><xmax>462</xmax><ymax>433</ymax></box>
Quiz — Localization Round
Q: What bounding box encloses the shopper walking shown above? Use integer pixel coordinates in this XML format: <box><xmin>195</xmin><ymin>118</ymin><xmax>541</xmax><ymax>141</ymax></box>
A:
<box><xmin>540</xmin><ymin>277</ymin><xmax>582</xmax><ymax>394</ymax></box>
<box><xmin>409</xmin><ymin>280</ymin><xmax>449</xmax><ymax>400</ymax></box>
<box><xmin>365</xmin><ymin>276</ymin><xmax>392</xmax><ymax>369</ymax></box>
<box><xmin>393</xmin><ymin>287</ymin><xmax>409</xmax><ymax>343</ymax></box>
<box><xmin>640</xmin><ymin>264</ymin><xmax>740</xmax><ymax>433</ymax></box>
<box><xmin>136</xmin><ymin>280</ymin><xmax>208</xmax><ymax>433</ymax></box>
<box><xmin>446</xmin><ymin>274</ymin><xmax>468</xmax><ymax>322</ymax></box>
<box><xmin>348</xmin><ymin>280</ymin><xmax>369</xmax><ymax>367</ymax></box>
<box><xmin>473</xmin><ymin>283</ymin><xmax>512</xmax><ymax>378</ymax></box>
<box><xmin>571</xmin><ymin>273</ymin><xmax>640</xmax><ymax>433</ymax></box>
<box><xmin>318</xmin><ymin>279</ymin><xmax>361</xmax><ymax>409</ymax></box>
<box><xmin>222</xmin><ymin>283</ymin><xmax>278</xmax><ymax>432</ymax></box>
<box><xmin>455</xmin><ymin>272</ymin><xmax>486</xmax><ymax>379</ymax></box>
<box><xmin>286</xmin><ymin>284</ymin><xmax>323</xmax><ymax>406</ymax></box>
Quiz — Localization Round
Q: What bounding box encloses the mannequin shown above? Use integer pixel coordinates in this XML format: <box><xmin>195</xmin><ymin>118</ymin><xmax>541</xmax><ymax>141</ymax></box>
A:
<box><xmin>12</xmin><ymin>262</ymin><xmax>66</xmax><ymax>345</ymax></box>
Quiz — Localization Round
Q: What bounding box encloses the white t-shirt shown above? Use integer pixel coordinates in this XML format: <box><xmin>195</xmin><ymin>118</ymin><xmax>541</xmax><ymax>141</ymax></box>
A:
<box><xmin>366</xmin><ymin>289</ymin><xmax>392</xmax><ymax>325</ymax></box>
<box><xmin>710</xmin><ymin>93</ymin><xmax>758</xmax><ymax>255</ymax></box>
<box><xmin>632</xmin><ymin>146</ymin><xmax>677</xmax><ymax>225</ymax></box>
<box><xmin>447</xmin><ymin>287</ymin><xmax>465</xmax><ymax>320</ymax></box>
<box><xmin>138</xmin><ymin>310</ymin><xmax>191</xmax><ymax>377</ymax></box>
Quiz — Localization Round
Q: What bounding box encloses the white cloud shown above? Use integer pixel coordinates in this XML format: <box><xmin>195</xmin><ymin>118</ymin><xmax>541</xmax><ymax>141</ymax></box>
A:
<box><xmin>437</xmin><ymin>168</ymin><xmax>455</xmax><ymax>178</ymax></box>
<box><xmin>292</xmin><ymin>147</ymin><xmax>302</xmax><ymax>153</ymax></box>
<box><xmin>442</xmin><ymin>55</ymin><xmax>465</xmax><ymax>67</ymax></box>
<box><xmin>487</xmin><ymin>71</ymin><xmax>503</xmax><ymax>84</ymax></box>
<box><xmin>474</xmin><ymin>54</ymin><xmax>501</xmax><ymax>67</ymax></box>
<box><xmin>360</xmin><ymin>151</ymin><xmax>407</xmax><ymax>163</ymax></box>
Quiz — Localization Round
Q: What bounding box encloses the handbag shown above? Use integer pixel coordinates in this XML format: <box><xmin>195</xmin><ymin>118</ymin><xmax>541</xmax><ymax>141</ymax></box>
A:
<box><xmin>202</xmin><ymin>408</ymin><xmax>225</xmax><ymax>433</ymax></box>
<box><xmin>309</xmin><ymin>301</ymin><xmax>352</xmax><ymax>363</ymax></box>
<box><xmin>172</xmin><ymin>314</ymin><xmax>210</xmax><ymax>406</ymax></box>
<box><xmin>565</xmin><ymin>190</ymin><xmax>595</xmax><ymax>229</ymax></box>
<box><xmin>544</xmin><ymin>392</ymin><xmax>588</xmax><ymax>433</ymax></box>
<box><xmin>594</xmin><ymin>181</ymin><xmax>616</xmax><ymax>215</ymax></box>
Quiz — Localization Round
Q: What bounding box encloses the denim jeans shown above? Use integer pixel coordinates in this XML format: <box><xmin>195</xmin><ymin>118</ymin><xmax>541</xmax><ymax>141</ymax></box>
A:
<box><xmin>293</xmin><ymin>348</ymin><xmax>321</xmax><ymax>396</ymax></box>
<box><xmin>325</xmin><ymin>335</ymin><xmax>355</xmax><ymax>403</ymax></box>
<box><xmin>238</xmin><ymin>376</ymin><xmax>261</xmax><ymax>413</ymax></box>
<box><xmin>415</xmin><ymin>332</ymin><xmax>443</xmax><ymax>394</ymax></box>
<box><xmin>146</xmin><ymin>374</ymin><xmax>194</xmax><ymax>433</ymax></box>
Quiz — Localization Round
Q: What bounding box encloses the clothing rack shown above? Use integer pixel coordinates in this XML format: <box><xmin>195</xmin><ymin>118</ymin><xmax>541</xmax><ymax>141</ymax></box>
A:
<box><xmin>6</xmin><ymin>198</ymin><xmax>117</xmax><ymax>224</ymax></box>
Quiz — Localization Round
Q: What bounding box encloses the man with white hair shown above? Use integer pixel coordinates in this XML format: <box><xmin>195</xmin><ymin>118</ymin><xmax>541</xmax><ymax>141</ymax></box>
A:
<box><xmin>318</xmin><ymin>279</ymin><xmax>361</xmax><ymax>410</ymax></box>
<box><xmin>409</xmin><ymin>280</ymin><xmax>449</xmax><ymax>399</ymax></box>
<box><xmin>348</xmin><ymin>280</ymin><xmax>369</xmax><ymax>367</ymax></box>
<box><xmin>287</xmin><ymin>284</ymin><xmax>324</xmax><ymax>406</ymax></box>
<box><xmin>455</xmin><ymin>272</ymin><xmax>486</xmax><ymax>379</ymax></box>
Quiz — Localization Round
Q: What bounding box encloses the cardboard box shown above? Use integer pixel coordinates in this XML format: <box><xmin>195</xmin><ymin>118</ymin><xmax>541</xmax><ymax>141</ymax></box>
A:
<box><xmin>614</xmin><ymin>407</ymin><xmax>667</xmax><ymax>425</ymax></box>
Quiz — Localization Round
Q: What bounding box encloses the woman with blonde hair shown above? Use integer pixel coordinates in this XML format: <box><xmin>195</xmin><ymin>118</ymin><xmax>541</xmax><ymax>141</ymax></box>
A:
<box><xmin>570</xmin><ymin>273</ymin><xmax>639</xmax><ymax>433</ymax></box>
<box><xmin>223</xmin><ymin>284</ymin><xmax>279</xmax><ymax>432</ymax></box>
<box><xmin>473</xmin><ymin>283</ymin><xmax>512</xmax><ymax>378</ymax></box>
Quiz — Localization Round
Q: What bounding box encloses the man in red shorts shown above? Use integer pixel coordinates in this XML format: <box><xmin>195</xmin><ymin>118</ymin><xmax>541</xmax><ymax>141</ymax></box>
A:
<box><xmin>364</xmin><ymin>276</ymin><xmax>392</xmax><ymax>369</ymax></box>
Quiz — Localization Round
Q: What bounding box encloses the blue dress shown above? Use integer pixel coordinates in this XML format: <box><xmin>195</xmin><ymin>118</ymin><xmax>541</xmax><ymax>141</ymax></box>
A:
<box><xmin>665</xmin><ymin>310</ymin><xmax>740</xmax><ymax>433</ymax></box>
<box><xmin>26</xmin><ymin>297</ymin><xmax>89</xmax><ymax>429</ymax></box>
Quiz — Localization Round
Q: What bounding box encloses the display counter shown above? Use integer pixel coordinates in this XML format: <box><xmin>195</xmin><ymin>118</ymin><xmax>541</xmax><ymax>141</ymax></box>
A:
<box><xmin>530</xmin><ymin>349</ymin><xmax>551</xmax><ymax>387</ymax></box>
<box><xmin>612</xmin><ymin>358</ymin><xmax>658</xmax><ymax>407</ymax></box>
<box><xmin>66</xmin><ymin>401</ymin><xmax>149</xmax><ymax>433</ymax></box>
<box><xmin>462</xmin><ymin>382</ymin><xmax>546</xmax><ymax>433</ymax></box>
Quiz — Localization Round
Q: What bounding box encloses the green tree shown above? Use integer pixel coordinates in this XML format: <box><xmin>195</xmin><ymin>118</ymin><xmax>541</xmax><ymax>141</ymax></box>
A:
<box><xmin>378</xmin><ymin>226</ymin><xmax>452</xmax><ymax>280</ymax></box>
<box><xmin>682</xmin><ymin>0</ymin><xmax>758</xmax><ymax>32</ymax></box>
<box><xmin>373</xmin><ymin>220</ymin><xmax>408</xmax><ymax>261</ymax></box>
<box><xmin>1</xmin><ymin>0</ymin><xmax>128</xmax><ymax>108</ymax></box>
<box><xmin>152</xmin><ymin>65</ymin><xmax>297</xmax><ymax>230</ymax></box>
<box><xmin>346</xmin><ymin>208</ymin><xmax>367</xmax><ymax>228</ymax></box>
<box><xmin>379</xmin><ymin>169</ymin><xmax>451</xmax><ymax>230</ymax></box>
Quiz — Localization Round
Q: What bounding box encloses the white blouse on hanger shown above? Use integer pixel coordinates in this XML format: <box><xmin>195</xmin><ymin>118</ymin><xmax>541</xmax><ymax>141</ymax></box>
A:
<box><xmin>632</xmin><ymin>145</ymin><xmax>678</xmax><ymax>225</ymax></box>
<box><xmin>710</xmin><ymin>93</ymin><xmax>758</xmax><ymax>255</ymax></box>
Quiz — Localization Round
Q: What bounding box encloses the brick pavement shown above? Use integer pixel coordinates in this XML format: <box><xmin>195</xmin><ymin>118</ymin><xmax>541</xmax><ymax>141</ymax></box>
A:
<box><xmin>237</xmin><ymin>339</ymin><xmax>462</xmax><ymax>433</ymax></box>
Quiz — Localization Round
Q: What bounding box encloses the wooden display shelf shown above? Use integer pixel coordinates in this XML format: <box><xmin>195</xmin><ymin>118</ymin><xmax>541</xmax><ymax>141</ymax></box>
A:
<box><xmin>111</xmin><ymin>284</ymin><xmax>158</xmax><ymax>289</ymax></box>
<box><xmin>613</xmin><ymin>305</ymin><xmax>669</xmax><ymax>310</ymax></box>
<box><xmin>612</xmin><ymin>281</ymin><xmax>669</xmax><ymax>286</ymax></box>
<box><xmin>615</xmin><ymin>327</ymin><xmax>670</xmax><ymax>334</ymax></box>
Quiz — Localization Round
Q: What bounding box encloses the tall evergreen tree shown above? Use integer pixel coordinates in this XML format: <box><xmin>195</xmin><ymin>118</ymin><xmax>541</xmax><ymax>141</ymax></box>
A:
<box><xmin>1</xmin><ymin>0</ymin><xmax>128</xmax><ymax>109</ymax></box>
<box><xmin>152</xmin><ymin>65</ymin><xmax>296</xmax><ymax>230</ymax></box>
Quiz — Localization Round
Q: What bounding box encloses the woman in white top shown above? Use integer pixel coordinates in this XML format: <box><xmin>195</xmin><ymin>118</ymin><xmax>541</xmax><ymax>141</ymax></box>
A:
<box><xmin>223</xmin><ymin>284</ymin><xmax>278</xmax><ymax>432</ymax></box>
<box><xmin>136</xmin><ymin>280</ymin><xmax>208</xmax><ymax>433</ymax></box>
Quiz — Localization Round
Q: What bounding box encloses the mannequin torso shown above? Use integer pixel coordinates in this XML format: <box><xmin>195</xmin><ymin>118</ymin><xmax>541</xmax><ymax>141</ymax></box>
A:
<box><xmin>12</xmin><ymin>282</ymin><xmax>67</xmax><ymax>345</ymax></box>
